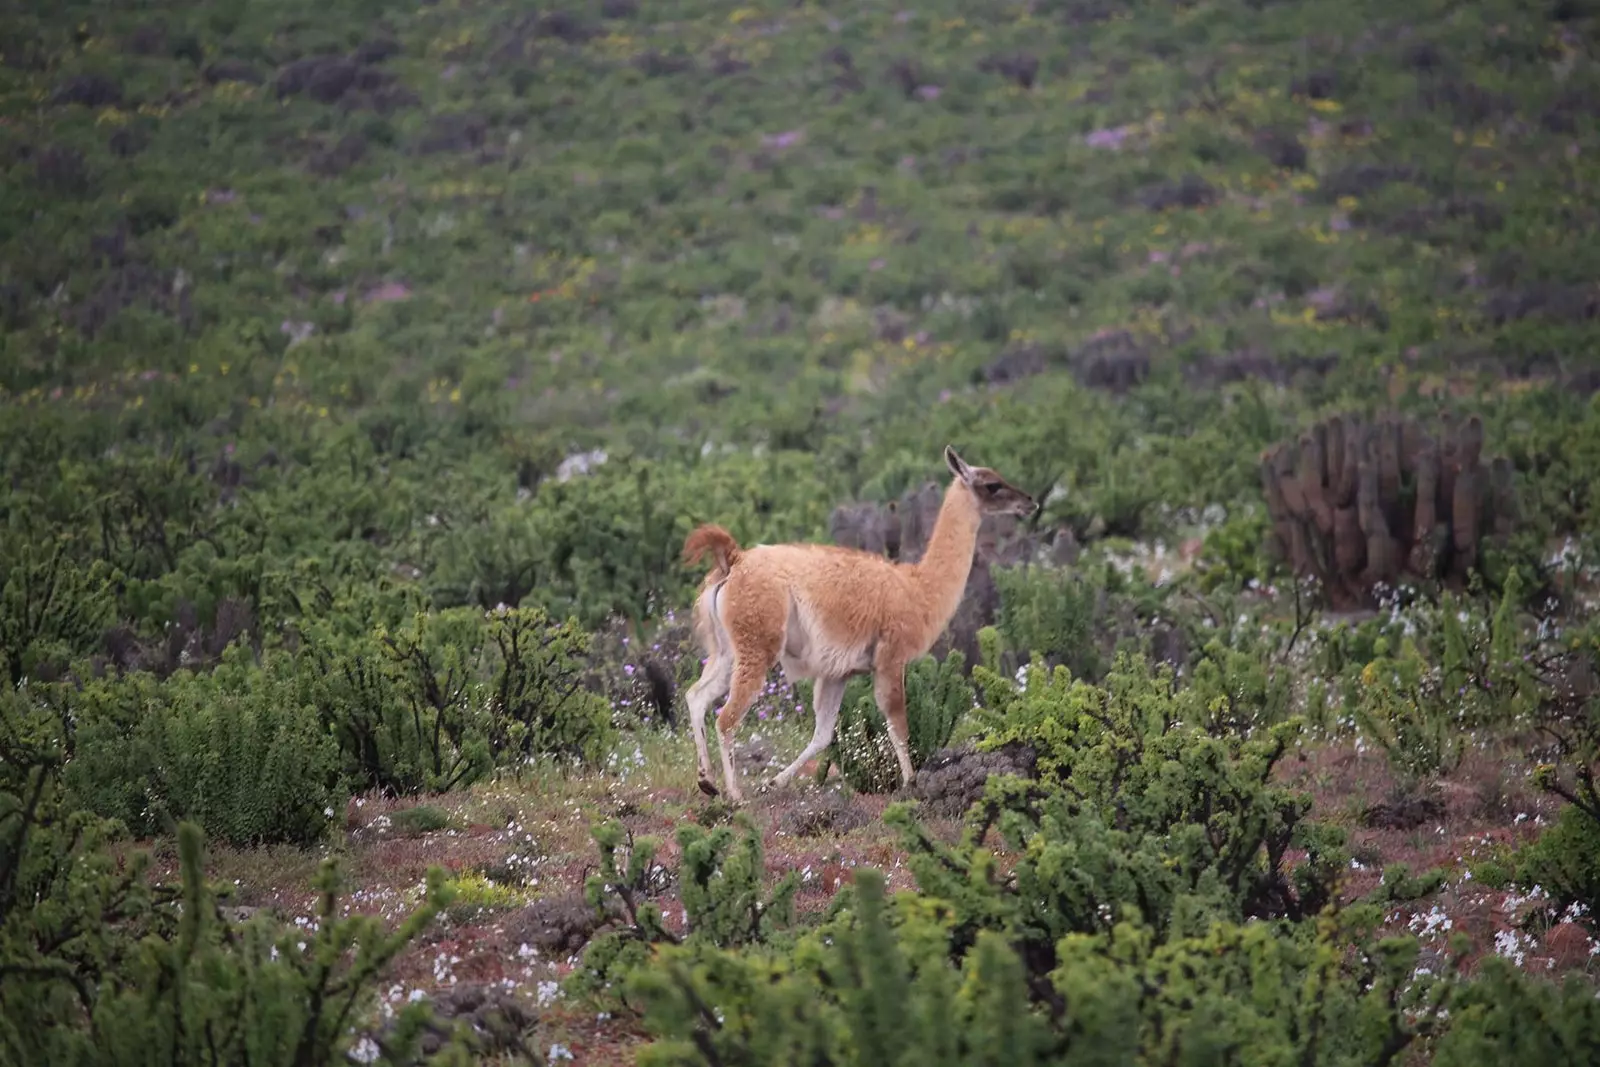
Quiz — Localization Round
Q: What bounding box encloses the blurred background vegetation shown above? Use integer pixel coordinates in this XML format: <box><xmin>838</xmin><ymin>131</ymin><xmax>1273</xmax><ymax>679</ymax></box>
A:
<box><xmin>5</xmin><ymin>0</ymin><xmax>1600</xmax><ymax>1062</ymax></box>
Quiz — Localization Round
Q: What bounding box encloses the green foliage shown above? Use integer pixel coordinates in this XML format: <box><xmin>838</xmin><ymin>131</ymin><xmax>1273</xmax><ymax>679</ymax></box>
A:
<box><xmin>0</xmin><ymin>516</ymin><xmax>117</xmax><ymax>686</ymax></box>
<box><xmin>568</xmin><ymin>815</ymin><xmax>800</xmax><ymax>1014</ymax></box>
<box><xmin>1430</xmin><ymin>957</ymin><xmax>1600</xmax><ymax>1067</ymax></box>
<box><xmin>1336</xmin><ymin>578</ymin><xmax>1542</xmax><ymax>787</ymax></box>
<box><xmin>1511</xmin><ymin>804</ymin><xmax>1600</xmax><ymax>925</ymax></box>
<box><xmin>821</xmin><ymin>651</ymin><xmax>974</xmax><ymax>793</ymax></box>
<box><xmin>388</xmin><ymin>804</ymin><xmax>454</xmax><ymax>837</ymax></box>
<box><xmin>311</xmin><ymin>602</ymin><xmax>612</xmax><ymax>797</ymax></box>
<box><xmin>993</xmin><ymin>564</ymin><xmax>1105</xmax><ymax>683</ymax></box>
<box><xmin>1362</xmin><ymin>864</ymin><xmax>1451</xmax><ymax>906</ymax></box>
<box><xmin>1</xmin><ymin>684</ymin><xmax>159</xmax><ymax>1064</ymax></box>
<box><xmin>66</xmin><ymin>645</ymin><xmax>342</xmax><ymax>847</ymax></box>
<box><xmin>80</xmin><ymin>824</ymin><xmax>466</xmax><ymax>1067</ymax></box>
<box><xmin>621</xmin><ymin>864</ymin><xmax>1468</xmax><ymax>1066</ymax></box>
<box><xmin>6</xmin><ymin>0</ymin><xmax>1600</xmax><ymax>1059</ymax></box>
<box><xmin>1350</xmin><ymin>637</ymin><xmax>1468</xmax><ymax>786</ymax></box>
<box><xmin>441</xmin><ymin>870</ymin><xmax>528</xmax><ymax>925</ymax></box>
<box><xmin>627</xmin><ymin>870</ymin><xmax>1055</xmax><ymax>1067</ymax></box>
<box><xmin>1196</xmin><ymin>505</ymin><xmax>1278</xmax><ymax>591</ymax></box>
<box><xmin>2</xmin><ymin>690</ymin><xmax>459</xmax><ymax>1067</ymax></box>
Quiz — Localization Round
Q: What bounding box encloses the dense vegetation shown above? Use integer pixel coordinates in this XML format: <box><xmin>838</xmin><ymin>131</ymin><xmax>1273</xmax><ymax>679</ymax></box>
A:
<box><xmin>4</xmin><ymin>0</ymin><xmax>1600</xmax><ymax>1062</ymax></box>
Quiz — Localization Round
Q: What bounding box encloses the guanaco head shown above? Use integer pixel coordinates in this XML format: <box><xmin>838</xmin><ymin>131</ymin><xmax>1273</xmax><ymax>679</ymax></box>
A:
<box><xmin>945</xmin><ymin>445</ymin><xmax>1039</xmax><ymax>518</ymax></box>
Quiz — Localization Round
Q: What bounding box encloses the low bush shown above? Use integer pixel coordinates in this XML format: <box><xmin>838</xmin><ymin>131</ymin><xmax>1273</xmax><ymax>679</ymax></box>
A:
<box><xmin>567</xmin><ymin>815</ymin><xmax>799</xmax><ymax>1015</ymax></box>
<box><xmin>1511</xmin><ymin>804</ymin><xmax>1600</xmax><ymax>928</ymax></box>
<box><xmin>2</xmin><ymin>689</ymin><xmax>459</xmax><ymax>1066</ymax></box>
<box><xmin>66</xmin><ymin>645</ymin><xmax>342</xmax><ymax>847</ymax></box>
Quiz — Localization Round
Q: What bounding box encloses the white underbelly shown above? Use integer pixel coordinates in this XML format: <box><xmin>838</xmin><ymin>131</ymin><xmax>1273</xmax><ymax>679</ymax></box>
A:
<box><xmin>779</xmin><ymin>643</ymin><xmax>874</xmax><ymax>683</ymax></box>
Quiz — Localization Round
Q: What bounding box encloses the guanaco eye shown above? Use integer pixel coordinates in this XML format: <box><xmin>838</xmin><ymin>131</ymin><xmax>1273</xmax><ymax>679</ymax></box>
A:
<box><xmin>983</xmin><ymin>481</ymin><xmax>1003</xmax><ymax>494</ymax></box>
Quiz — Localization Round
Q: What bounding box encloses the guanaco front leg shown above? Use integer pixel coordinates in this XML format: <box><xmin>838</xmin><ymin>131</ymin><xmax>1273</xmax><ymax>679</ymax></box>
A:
<box><xmin>873</xmin><ymin>663</ymin><xmax>916</xmax><ymax>788</ymax></box>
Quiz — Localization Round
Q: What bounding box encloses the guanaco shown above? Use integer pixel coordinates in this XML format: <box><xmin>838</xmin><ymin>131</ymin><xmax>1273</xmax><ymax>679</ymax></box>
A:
<box><xmin>680</xmin><ymin>445</ymin><xmax>1038</xmax><ymax>802</ymax></box>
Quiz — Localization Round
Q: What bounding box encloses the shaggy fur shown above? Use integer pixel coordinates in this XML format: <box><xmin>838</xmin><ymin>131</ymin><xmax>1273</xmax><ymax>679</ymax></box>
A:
<box><xmin>681</xmin><ymin>445</ymin><xmax>1037</xmax><ymax>802</ymax></box>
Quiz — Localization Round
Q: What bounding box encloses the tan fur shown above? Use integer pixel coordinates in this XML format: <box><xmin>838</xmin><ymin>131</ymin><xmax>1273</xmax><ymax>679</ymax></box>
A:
<box><xmin>680</xmin><ymin>445</ymin><xmax>1037</xmax><ymax>802</ymax></box>
<box><xmin>682</xmin><ymin>523</ymin><xmax>740</xmax><ymax>581</ymax></box>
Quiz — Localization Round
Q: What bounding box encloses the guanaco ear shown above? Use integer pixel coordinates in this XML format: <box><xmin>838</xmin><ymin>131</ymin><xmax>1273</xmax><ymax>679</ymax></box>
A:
<box><xmin>944</xmin><ymin>444</ymin><xmax>973</xmax><ymax>483</ymax></box>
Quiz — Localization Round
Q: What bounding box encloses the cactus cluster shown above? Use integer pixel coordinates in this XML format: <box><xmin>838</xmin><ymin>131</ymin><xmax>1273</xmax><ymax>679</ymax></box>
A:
<box><xmin>1260</xmin><ymin>412</ymin><xmax>1519</xmax><ymax>608</ymax></box>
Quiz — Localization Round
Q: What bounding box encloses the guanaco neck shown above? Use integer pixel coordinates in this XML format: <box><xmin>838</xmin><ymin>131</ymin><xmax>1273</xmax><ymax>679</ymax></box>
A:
<box><xmin>909</xmin><ymin>478</ymin><xmax>981</xmax><ymax>644</ymax></box>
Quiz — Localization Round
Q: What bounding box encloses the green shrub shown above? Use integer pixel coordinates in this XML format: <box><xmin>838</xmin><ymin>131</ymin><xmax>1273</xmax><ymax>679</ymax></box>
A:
<box><xmin>389</xmin><ymin>804</ymin><xmax>455</xmax><ymax>837</ymax></box>
<box><xmin>2</xmin><ymin>691</ymin><xmax>459</xmax><ymax>1066</ymax></box>
<box><xmin>1195</xmin><ymin>505</ymin><xmax>1276</xmax><ymax>591</ymax></box>
<box><xmin>1350</xmin><ymin>636</ymin><xmax>1466</xmax><ymax>786</ymax></box>
<box><xmin>67</xmin><ymin>645</ymin><xmax>342</xmax><ymax>847</ymax></box>
<box><xmin>311</xmin><ymin>604</ymin><xmax>614</xmax><ymax>796</ymax></box>
<box><xmin>959</xmin><ymin>654</ymin><xmax>1344</xmax><ymax>938</ymax></box>
<box><xmin>820</xmin><ymin>651</ymin><xmax>974</xmax><ymax>793</ymax></box>
<box><xmin>79</xmin><ymin>825</ymin><xmax>463</xmax><ymax>1067</ymax></box>
<box><xmin>992</xmin><ymin>564</ymin><xmax>1104</xmax><ymax>683</ymax></box>
<box><xmin>0</xmin><ymin>517</ymin><xmax>116</xmax><ymax>686</ymax></box>
<box><xmin>1511</xmin><ymin>804</ymin><xmax>1600</xmax><ymax>925</ymax></box>
<box><xmin>622</xmin><ymin>864</ymin><xmax>1462</xmax><ymax>1067</ymax></box>
<box><xmin>628</xmin><ymin>869</ymin><xmax>1056</xmax><ymax>1067</ymax></box>
<box><xmin>567</xmin><ymin>815</ymin><xmax>799</xmax><ymax>1015</ymax></box>
<box><xmin>481</xmin><ymin>605</ymin><xmax>615</xmax><ymax>770</ymax></box>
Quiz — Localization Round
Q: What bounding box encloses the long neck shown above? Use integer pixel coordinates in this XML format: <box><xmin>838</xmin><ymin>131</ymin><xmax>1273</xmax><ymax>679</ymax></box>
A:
<box><xmin>911</xmin><ymin>479</ymin><xmax>981</xmax><ymax>641</ymax></box>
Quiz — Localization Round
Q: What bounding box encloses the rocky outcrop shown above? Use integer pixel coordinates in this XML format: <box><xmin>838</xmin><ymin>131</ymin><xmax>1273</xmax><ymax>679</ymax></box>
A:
<box><xmin>1260</xmin><ymin>412</ymin><xmax>1519</xmax><ymax>608</ymax></box>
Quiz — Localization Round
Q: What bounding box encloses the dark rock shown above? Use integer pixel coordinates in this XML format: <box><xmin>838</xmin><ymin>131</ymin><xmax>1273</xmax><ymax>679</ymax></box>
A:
<box><xmin>51</xmin><ymin>73</ymin><xmax>123</xmax><ymax>108</ymax></box>
<box><xmin>412</xmin><ymin>112</ymin><xmax>489</xmax><ymax>155</ymax></box>
<box><xmin>1317</xmin><ymin>164</ymin><xmax>1416</xmax><ymax>202</ymax></box>
<box><xmin>1254</xmin><ymin>127</ymin><xmax>1306</xmax><ymax>170</ymax></box>
<box><xmin>1290</xmin><ymin>68</ymin><xmax>1341</xmax><ymax>100</ymax></box>
<box><xmin>1483</xmin><ymin>284</ymin><xmax>1597</xmax><ymax>326</ymax></box>
<box><xmin>108</xmin><ymin>124</ymin><xmax>150</xmax><ymax>157</ymax></box>
<box><xmin>372</xmin><ymin>983</ymin><xmax>537</xmax><ymax>1059</ymax></box>
<box><xmin>1362</xmin><ymin>788</ymin><xmax>1445</xmax><ymax>831</ymax></box>
<box><xmin>0</xmin><ymin>282</ymin><xmax>27</xmax><ymax>330</ymax></box>
<box><xmin>634</xmin><ymin>49</ymin><xmax>694</xmax><ymax>77</ymax></box>
<box><xmin>643</xmin><ymin>659</ymin><xmax>676</xmax><ymax>728</ymax></box>
<box><xmin>909</xmin><ymin>742</ymin><xmax>1038</xmax><ymax>820</ymax></box>
<box><xmin>33</xmin><ymin>144</ymin><xmax>93</xmax><ymax>196</ymax></box>
<box><xmin>887</xmin><ymin>57</ymin><xmax>922</xmax><ymax>98</ymax></box>
<box><xmin>829</xmin><ymin>501</ymin><xmax>900</xmax><ymax>558</ymax></box>
<box><xmin>204</xmin><ymin>58</ymin><xmax>265</xmax><ymax>85</ymax></box>
<box><xmin>276</xmin><ymin>55</ymin><xmax>359</xmax><ymax>103</ymax></box>
<box><xmin>353</xmin><ymin>37</ymin><xmax>401</xmax><ymax>64</ymax></box>
<box><xmin>1183</xmin><ymin>350</ymin><xmax>1337</xmax><ymax>389</ymax></box>
<box><xmin>1543</xmin><ymin>86</ymin><xmax>1598</xmax><ymax>134</ymax></box>
<box><xmin>983</xmin><ymin>343</ymin><xmax>1056</xmax><ymax>385</ymax></box>
<box><xmin>535</xmin><ymin>11</ymin><xmax>596</xmax><ymax>42</ymax></box>
<box><xmin>67</xmin><ymin>262</ymin><xmax>191</xmax><ymax>338</ymax></box>
<box><xmin>1139</xmin><ymin>174</ymin><xmax>1216</xmax><ymax>212</ymax></box>
<box><xmin>508</xmin><ymin>892</ymin><xmax>606</xmax><ymax>958</ymax></box>
<box><xmin>1071</xmin><ymin>328</ymin><xmax>1149</xmax><ymax>392</ymax></box>
<box><xmin>776</xmin><ymin>792</ymin><xmax>869</xmax><ymax>838</ymax></box>
<box><xmin>309</xmin><ymin>133</ymin><xmax>368</xmax><ymax>176</ymax></box>
<box><xmin>1420</xmin><ymin>78</ymin><xmax>1513</xmax><ymax>126</ymax></box>
<box><xmin>1402</xmin><ymin>40</ymin><xmax>1442</xmax><ymax>72</ymax></box>
<box><xmin>707</xmin><ymin>49</ymin><xmax>751</xmax><ymax>77</ymax></box>
<box><xmin>977</xmin><ymin>50</ymin><xmax>1039</xmax><ymax>89</ymax></box>
<box><xmin>123</xmin><ymin>24</ymin><xmax>168</xmax><ymax>56</ymax></box>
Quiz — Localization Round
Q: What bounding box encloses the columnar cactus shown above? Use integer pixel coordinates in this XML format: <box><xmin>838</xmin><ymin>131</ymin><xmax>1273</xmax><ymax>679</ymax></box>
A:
<box><xmin>1260</xmin><ymin>412</ymin><xmax>1518</xmax><ymax>608</ymax></box>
